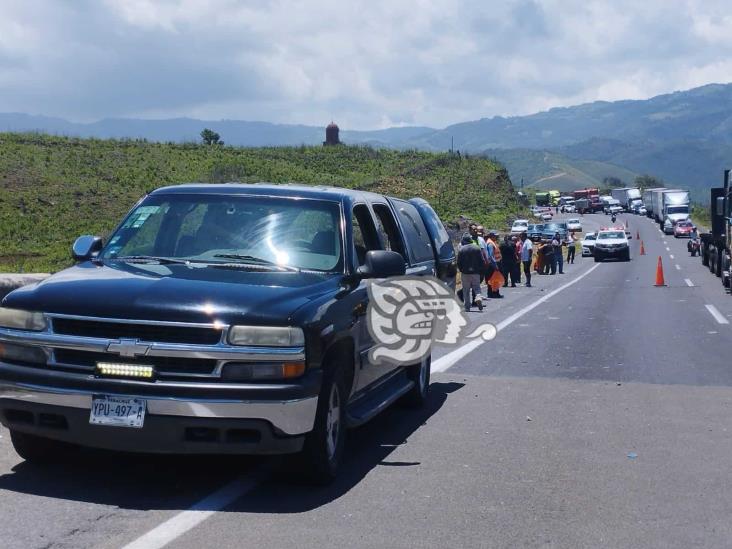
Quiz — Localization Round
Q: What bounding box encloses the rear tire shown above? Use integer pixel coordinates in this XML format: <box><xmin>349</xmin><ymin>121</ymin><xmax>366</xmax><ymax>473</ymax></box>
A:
<box><xmin>402</xmin><ymin>355</ymin><xmax>431</xmax><ymax>408</ymax></box>
<box><xmin>10</xmin><ymin>430</ymin><xmax>76</xmax><ymax>463</ymax></box>
<box><xmin>300</xmin><ymin>364</ymin><xmax>348</xmax><ymax>484</ymax></box>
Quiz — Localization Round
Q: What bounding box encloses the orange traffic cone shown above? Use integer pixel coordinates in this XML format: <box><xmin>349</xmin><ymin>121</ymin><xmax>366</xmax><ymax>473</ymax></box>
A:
<box><xmin>654</xmin><ymin>256</ymin><xmax>666</xmax><ymax>286</ymax></box>
<box><xmin>640</xmin><ymin>241</ymin><xmax>646</xmax><ymax>255</ymax></box>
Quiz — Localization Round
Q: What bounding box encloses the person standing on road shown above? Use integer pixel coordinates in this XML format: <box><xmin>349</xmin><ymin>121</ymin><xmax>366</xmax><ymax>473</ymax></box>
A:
<box><xmin>566</xmin><ymin>231</ymin><xmax>576</xmax><ymax>264</ymax></box>
<box><xmin>552</xmin><ymin>232</ymin><xmax>563</xmax><ymax>274</ymax></box>
<box><xmin>543</xmin><ymin>238</ymin><xmax>554</xmax><ymax>274</ymax></box>
<box><xmin>511</xmin><ymin>235</ymin><xmax>523</xmax><ymax>284</ymax></box>
<box><xmin>485</xmin><ymin>231</ymin><xmax>503</xmax><ymax>298</ymax></box>
<box><xmin>520</xmin><ymin>232</ymin><xmax>532</xmax><ymax>287</ymax></box>
<box><xmin>468</xmin><ymin>224</ymin><xmax>489</xmax><ymax>302</ymax></box>
<box><xmin>457</xmin><ymin>233</ymin><xmax>484</xmax><ymax>312</ymax></box>
<box><xmin>500</xmin><ymin>236</ymin><xmax>518</xmax><ymax>288</ymax></box>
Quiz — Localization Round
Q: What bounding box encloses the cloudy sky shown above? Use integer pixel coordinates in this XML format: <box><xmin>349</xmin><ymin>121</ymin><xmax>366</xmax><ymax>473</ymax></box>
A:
<box><xmin>1</xmin><ymin>0</ymin><xmax>731</xmax><ymax>129</ymax></box>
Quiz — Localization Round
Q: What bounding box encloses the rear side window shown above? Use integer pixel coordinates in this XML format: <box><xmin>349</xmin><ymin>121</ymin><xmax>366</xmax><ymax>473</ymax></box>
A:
<box><xmin>413</xmin><ymin>201</ymin><xmax>453</xmax><ymax>261</ymax></box>
<box><xmin>392</xmin><ymin>200</ymin><xmax>434</xmax><ymax>263</ymax></box>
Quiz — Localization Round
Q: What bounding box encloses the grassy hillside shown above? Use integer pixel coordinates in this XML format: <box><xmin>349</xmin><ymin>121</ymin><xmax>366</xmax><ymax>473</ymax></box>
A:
<box><xmin>485</xmin><ymin>148</ymin><xmax>639</xmax><ymax>192</ymax></box>
<box><xmin>0</xmin><ymin>133</ymin><xmax>524</xmax><ymax>273</ymax></box>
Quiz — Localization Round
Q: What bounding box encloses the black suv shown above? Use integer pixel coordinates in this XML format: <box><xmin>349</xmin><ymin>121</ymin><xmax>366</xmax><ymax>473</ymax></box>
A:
<box><xmin>0</xmin><ymin>183</ymin><xmax>456</xmax><ymax>482</ymax></box>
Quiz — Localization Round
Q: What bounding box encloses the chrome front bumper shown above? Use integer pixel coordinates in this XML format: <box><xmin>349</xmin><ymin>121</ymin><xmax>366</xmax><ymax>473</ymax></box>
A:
<box><xmin>0</xmin><ymin>379</ymin><xmax>318</xmax><ymax>435</ymax></box>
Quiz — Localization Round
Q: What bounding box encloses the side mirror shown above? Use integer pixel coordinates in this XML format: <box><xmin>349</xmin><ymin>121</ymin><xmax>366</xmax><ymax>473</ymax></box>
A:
<box><xmin>357</xmin><ymin>250</ymin><xmax>406</xmax><ymax>279</ymax></box>
<box><xmin>72</xmin><ymin>235</ymin><xmax>103</xmax><ymax>261</ymax></box>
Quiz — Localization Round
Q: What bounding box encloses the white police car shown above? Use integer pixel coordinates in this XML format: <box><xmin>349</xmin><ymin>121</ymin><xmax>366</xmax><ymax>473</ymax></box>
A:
<box><xmin>593</xmin><ymin>228</ymin><xmax>630</xmax><ymax>262</ymax></box>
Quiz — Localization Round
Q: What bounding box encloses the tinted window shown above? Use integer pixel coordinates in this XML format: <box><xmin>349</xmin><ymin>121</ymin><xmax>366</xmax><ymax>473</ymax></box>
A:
<box><xmin>372</xmin><ymin>203</ymin><xmax>407</xmax><ymax>260</ymax></box>
<box><xmin>352</xmin><ymin>204</ymin><xmax>380</xmax><ymax>267</ymax></box>
<box><xmin>410</xmin><ymin>200</ymin><xmax>453</xmax><ymax>261</ymax></box>
<box><xmin>392</xmin><ymin>200</ymin><xmax>434</xmax><ymax>263</ymax></box>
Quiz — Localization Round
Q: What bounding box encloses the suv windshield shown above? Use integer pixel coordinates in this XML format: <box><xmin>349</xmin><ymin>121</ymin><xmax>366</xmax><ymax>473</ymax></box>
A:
<box><xmin>101</xmin><ymin>193</ymin><xmax>343</xmax><ymax>272</ymax></box>
<box><xmin>598</xmin><ymin>231</ymin><xmax>625</xmax><ymax>239</ymax></box>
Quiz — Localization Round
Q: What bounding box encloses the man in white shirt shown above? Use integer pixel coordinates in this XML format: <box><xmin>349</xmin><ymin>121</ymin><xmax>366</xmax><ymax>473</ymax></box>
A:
<box><xmin>520</xmin><ymin>232</ymin><xmax>533</xmax><ymax>287</ymax></box>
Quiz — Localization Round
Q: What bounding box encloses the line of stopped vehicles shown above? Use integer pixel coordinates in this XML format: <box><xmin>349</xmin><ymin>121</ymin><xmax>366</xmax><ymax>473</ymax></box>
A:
<box><xmin>523</xmin><ymin>173</ymin><xmax>732</xmax><ymax>280</ymax></box>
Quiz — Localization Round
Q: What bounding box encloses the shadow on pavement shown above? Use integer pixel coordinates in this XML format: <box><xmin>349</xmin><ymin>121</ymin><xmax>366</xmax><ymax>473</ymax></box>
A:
<box><xmin>232</xmin><ymin>380</ymin><xmax>464</xmax><ymax>513</ymax></box>
<box><xmin>0</xmin><ymin>381</ymin><xmax>462</xmax><ymax>512</ymax></box>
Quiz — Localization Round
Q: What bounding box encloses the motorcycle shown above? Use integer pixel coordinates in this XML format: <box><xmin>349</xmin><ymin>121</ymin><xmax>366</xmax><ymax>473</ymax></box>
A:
<box><xmin>688</xmin><ymin>237</ymin><xmax>700</xmax><ymax>257</ymax></box>
<box><xmin>611</xmin><ymin>214</ymin><xmax>617</xmax><ymax>223</ymax></box>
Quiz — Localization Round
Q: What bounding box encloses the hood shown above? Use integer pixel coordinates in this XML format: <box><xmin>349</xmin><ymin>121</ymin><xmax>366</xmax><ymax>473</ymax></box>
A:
<box><xmin>2</xmin><ymin>261</ymin><xmax>341</xmax><ymax>325</ymax></box>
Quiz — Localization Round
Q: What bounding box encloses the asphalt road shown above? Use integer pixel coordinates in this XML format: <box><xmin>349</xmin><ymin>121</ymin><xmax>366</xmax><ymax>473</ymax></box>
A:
<box><xmin>3</xmin><ymin>212</ymin><xmax>732</xmax><ymax>548</ymax></box>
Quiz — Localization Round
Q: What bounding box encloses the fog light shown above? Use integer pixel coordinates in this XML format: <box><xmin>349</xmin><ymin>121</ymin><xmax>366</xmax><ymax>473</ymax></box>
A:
<box><xmin>96</xmin><ymin>362</ymin><xmax>154</xmax><ymax>379</ymax></box>
<box><xmin>221</xmin><ymin>361</ymin><xmax>305</xmax><ymax>381</ymax></box>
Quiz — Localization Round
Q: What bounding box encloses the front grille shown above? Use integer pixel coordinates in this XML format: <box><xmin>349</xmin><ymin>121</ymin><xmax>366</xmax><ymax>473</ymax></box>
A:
<box><xmin>53</xmin><ymin>349</ymin><xmax>218</xmax><ymax>377</ymax></box>
<box><xmin>52</xmin><ymin>318</ymin><xmax>223</xmax><ymax>345</ymax></box>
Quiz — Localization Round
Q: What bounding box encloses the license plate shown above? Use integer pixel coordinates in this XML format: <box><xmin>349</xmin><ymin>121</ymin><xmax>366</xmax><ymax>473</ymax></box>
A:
<box><xmin>90</xmin><ymin>395</ymin><xmax>146</xmax><ymax>428</ymax></box>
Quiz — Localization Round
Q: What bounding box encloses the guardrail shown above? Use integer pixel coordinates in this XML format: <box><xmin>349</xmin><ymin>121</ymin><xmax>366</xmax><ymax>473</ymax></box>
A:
<box><xmin>0</xmin><ymin>274</ymin><xmax>50</xmax><ymax>300</ymax></box>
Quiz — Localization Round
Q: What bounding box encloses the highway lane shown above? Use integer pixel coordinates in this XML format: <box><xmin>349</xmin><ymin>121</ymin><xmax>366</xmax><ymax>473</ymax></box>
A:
<box><xmin>4</xmin><ymin>212</ymin><xmax>732</xmax><ymax>548</ymax></box>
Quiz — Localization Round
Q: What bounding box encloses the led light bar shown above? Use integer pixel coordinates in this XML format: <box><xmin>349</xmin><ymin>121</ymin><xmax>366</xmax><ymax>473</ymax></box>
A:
<box><xmin>96</xmin><ymin>362</ymin><xmax>154</xmax><ymax>379</ymax></box>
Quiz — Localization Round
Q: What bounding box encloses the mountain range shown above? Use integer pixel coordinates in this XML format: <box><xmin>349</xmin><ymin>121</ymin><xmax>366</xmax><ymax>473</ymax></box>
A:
<box><xmin>3</xmin><ymin>83</ymin><xmax>731</xmax><ymax>201</ymax></box>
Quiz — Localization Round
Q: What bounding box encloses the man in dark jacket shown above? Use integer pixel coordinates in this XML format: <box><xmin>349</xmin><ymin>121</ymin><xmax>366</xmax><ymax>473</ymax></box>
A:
<box><xmin>499</xmin><ymin>235</ymin><xmax>518</xmax><ymax>288</ymax></box>
<box><xmin>457</xmin><ymin>233</ymin><xmax>484</xmax><ymax>312</ymax></box>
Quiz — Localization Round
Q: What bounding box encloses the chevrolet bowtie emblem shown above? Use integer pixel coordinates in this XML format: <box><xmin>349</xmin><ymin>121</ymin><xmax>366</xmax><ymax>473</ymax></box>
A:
<box><xmin>106</xmin><ymin>338</ymin><xmax>151</xmax><ymax>358</ymax></box>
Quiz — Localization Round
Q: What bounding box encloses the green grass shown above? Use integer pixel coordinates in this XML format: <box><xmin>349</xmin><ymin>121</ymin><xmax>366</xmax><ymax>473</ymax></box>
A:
<box><xmin>690</xmin><ymin>203</ymin><xmax>710</xmax><ymax>231</ymax></box>
<box><xmin>0</xmin><ymin>133</ymin><xmax>526</xmax><ymax>273</ymax></box>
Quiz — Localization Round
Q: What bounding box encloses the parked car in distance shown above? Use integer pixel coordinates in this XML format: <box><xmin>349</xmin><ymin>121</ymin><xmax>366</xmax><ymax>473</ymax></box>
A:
<box><xmin>540</xmin><ymin>212</ymin><xmax>553</xmax><ymax>221</ymax></box>
<box><xmin>528</xmin><ymin>224</ymin><xmax>544</xmax><ymax>242</ymax></box>
<box><xmin>562</xmin><ymin>204</ymin><xmax>576</xmax><ymax>213</ymax></box>
<box><xmin>674</xmin><ymin>220</ymin><xmax>695</xmax><ymax>238</ymax></box>
<box><xmin>566</xmin><ymin>218</ymin><xmax>582</xmax><ymax>232</ymax></box>
<box><xmin>0</xmin><ymin>183</ymin><xmax>456</xmax><ymax>483</ymax></box>
<box><xmin>581</xmin><ymin>232</ymin><xmax>597</xmax><ymax>256</ymax></box>
<box><xmin>511</xmin><ymin>219</ymin><xmax>529</xmax><ymax>234</ymax></box>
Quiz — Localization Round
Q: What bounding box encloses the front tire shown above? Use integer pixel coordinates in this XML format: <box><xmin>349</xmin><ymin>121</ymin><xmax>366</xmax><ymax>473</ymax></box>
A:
<box><xmin>402</xmin><ymin>355</ymin><xmax>431</xmax><ymax>408</ymax></box>
<box><xmin>10</xmin><ymin>430</ymin><xmax>76</xmax><ymax>463</ymax></box>
<box><xmin>300</xmin><ymin>364</ymin><xmax>348</xmax><ymax>484</ymax></box>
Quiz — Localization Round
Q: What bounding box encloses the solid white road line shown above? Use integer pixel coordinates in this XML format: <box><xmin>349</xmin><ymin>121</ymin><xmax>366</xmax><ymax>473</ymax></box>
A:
<box><xmin>675</xmin><ymin>264</ymin><xmax>681</xmax><ymax>270</ymax></box>
<box><xmin>685</xmin><ymin>278</ymin><xmax>694</xmax><ymax>287</ymax></box>
<box><xmin>122</xmin><ymin>471</ymin><xmax>266</xmax><ymax>549</ymax></box>
<box><xmin>432</xmin><ymin>264</ymin><xmax>600</xmax><ymax>373</ymax></box>
<box><xmin>705</xmin><ymin>304</ymin><xmax>730</xmax><ymax>325</ymax></box>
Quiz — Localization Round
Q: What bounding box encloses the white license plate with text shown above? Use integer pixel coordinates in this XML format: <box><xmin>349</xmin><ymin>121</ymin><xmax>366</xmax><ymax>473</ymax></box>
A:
<box><xmin>89</xmin><ymin>395</ymin><xmax>146</xmax><ymax>428</ymax></box>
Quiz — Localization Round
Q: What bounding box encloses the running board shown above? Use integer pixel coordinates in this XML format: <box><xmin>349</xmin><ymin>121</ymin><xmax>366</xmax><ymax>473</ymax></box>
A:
<box><xmin>346</xmin><ymin>370</ymin><xmax>414</xmax><ymax>428</ymax></box>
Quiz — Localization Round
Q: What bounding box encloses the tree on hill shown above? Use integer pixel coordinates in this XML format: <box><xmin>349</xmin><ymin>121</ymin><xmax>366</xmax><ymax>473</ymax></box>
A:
<box><xmin>634</xmin><ymin>174</ymin><xmax>664</xmax><ymax>188</ymax></box>
<box><xmin>602</xmin><ymin>176</ymin><xmax>625</xmax><ymax>188</ymax></box>
<box><xmin>200</xmin><ymin>128</ymin><xmax>223</xmax><ymax>145</ymax></box>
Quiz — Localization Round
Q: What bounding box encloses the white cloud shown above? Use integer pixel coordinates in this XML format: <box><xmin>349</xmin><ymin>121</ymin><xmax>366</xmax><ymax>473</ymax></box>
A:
<box><xmin>0</xmin><ymin>0</ymin><xmax>731</xmax><ymax>128</ymax></box>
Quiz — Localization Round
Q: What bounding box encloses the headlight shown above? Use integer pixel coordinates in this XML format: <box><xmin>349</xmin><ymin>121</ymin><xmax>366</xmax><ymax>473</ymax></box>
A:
<box><xmin>228</xmin><ymin>326</ymin><xmax>305</xmax><ymax>347</ymax></box>
<box><xmin>0</xmin><ymin>308</ymin><xmax>47</xmax><ymax>331</ymax></box>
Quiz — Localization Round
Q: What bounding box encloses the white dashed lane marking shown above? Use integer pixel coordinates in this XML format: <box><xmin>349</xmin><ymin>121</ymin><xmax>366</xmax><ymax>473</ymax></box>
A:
<box><xmin>705</xmin><ymin>305</ymin><xmax>730</xmax><ymax>325</ymax></box>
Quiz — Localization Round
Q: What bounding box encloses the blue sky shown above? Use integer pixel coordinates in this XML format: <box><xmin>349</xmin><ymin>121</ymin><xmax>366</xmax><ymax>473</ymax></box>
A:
<box><xmin>1</xmin><ymin>0</ymin><xmax>731</xmax><ymax>129</ymax></box>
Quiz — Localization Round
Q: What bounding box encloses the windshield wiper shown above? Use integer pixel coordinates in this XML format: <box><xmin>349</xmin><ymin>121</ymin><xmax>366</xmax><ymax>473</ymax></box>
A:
<box><xmin>113</xmin><ymin>255</ymin><xmax>190</xmax><ymax>265</ymax></box>
<box><xmin>212</xmin><ymin>254</ymin><xmax>300</xmax><ymax>272</ymax></box>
